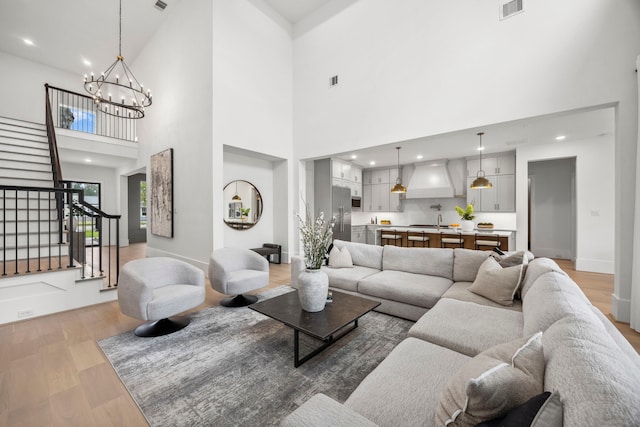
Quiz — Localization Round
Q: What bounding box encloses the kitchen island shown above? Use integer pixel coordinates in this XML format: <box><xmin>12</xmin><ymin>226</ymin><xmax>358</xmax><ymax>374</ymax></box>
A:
<box><xmin>364</xmin><ymin>225</ymin><xmax>514</xmax><ymax>250</ymax></box>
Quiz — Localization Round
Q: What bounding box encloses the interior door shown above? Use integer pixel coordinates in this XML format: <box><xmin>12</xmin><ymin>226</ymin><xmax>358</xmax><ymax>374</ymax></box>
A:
<box><xmin>128</xmin><ymin>173</ymin><xmax>147</xmax><ymax>243</ymax></box>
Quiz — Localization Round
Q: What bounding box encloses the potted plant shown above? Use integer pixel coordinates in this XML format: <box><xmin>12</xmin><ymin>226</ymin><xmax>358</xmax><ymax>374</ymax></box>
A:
<box><xmin>239</xmin><ymin>207</ymin><xmax>250</xmax><ymax>221</ymax></box>
<box><xmin>296</xmin><ymin>205</ymin><xmax>335</xmax><ymax>312</ymax></box>
<box><xmin>455</xmin><ymin>204</ymin><xmax>476</xmax><ymax>232</ymax></box>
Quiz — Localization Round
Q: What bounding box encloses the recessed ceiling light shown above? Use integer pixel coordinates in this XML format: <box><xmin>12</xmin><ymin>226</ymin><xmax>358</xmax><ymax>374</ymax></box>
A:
<box><xmin>476</xmin><ymin>146</ymin><xmax>485</xmax><ymax>151</ymax></box>
<box><xmin>555</xmin><ymin>135</ymin><xmax>566</xmax><ymax>141</ymax></box>
<box><xmin>416</xmin><ymin>155</ymin><xmax>423</xmax><ymax>160</ymax></box>
<box><xmin>350</xmin><ymin>154</ymin><xmax>357</xmax><ymax>159</ymax></box>
<box><xmin>23</xmin><ymin>38</ymin><xmax>34</xmax><ymax>46</ymax></box>
<box><xmin>369</xmin><ymin>161</ymin><xmax>376</xmax><ymax>166</ymax></box>
<box><xmin>83</xmin><ymin>59</ymin><xmax>91</xmax><ymax>66</ymax></box>
<box><xmin>84</xmin><ymin>158</ymin><xmax>92</xmax><ymax>162</ymax></box>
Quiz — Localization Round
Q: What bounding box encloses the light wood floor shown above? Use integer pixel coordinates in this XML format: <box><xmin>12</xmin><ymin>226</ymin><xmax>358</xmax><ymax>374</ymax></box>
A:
<box><xmin>0</xmin><ymin>247</ymin><xmax>637</xmax><ymax>426</ymax></box>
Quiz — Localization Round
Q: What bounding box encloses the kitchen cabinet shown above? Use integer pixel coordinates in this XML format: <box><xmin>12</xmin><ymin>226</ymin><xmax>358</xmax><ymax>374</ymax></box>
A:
<box><xmin>467</xmin><ymin>174</ymin><xmax>515</xmax><ymax>212</ymax></box>
<box><xmin>467</xmin><ymin>151</ymin><xmax>515</xmax><ymax>176</ymax></box>
<box><xmin>332</xmin><ymin>159</ymin><xmax>352</xmax><ymax>180</ymax></box>
<box><xmin>331</xmin><ymin>159</ymin><xmax>360</xmax><ymax>197</ymax></box>
<box><xmin>351</xmin><ymin>225</ymin><xmax>367</xmax><ymax>244</ymax></box>
<box><xmin>351</xmin><ymin>165</ymin><xmax>362</xmax><ymax>185</ymax></box>
<box><xmin>362</xmin><ymin>167</ymin><xmax>403</xmax><ymax>212</ymax></box>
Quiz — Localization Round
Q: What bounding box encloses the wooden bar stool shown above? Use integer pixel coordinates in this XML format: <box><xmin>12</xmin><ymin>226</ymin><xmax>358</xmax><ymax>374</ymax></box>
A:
<box><xmin>440</xmin><ymin>232</ymin><xmax>464</xmax><ymax>248</ymax></box>
<box><xmin>475</xmin><ymin>233</ymin><xmax>501</xmax><ymax>250</ymax></box>
<box><xmin>406</xmin><ymin>231</ymin><xmax>430</xmax><ymax>247</ymax></box>
<box><xmin>381</xmin><ymin>229</ymin><xmax>403</xmax><ymax>246</ymax></box>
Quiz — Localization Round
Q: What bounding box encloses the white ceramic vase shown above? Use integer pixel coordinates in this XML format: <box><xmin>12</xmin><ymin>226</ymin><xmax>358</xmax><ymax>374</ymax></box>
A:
<box><xmin>297</xmin><ymin>268</ymin><xmax>329</xmax><ymax>312</ymax></box>
<box><xmin>461</xmin><ymin>220</ymin><xmax>474</xmax><ymax>232</ymax></box>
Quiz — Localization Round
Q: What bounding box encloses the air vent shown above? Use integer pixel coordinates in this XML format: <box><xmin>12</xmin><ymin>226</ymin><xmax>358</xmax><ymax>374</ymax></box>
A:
<box><xmin>155</xmin><ymin>0</ymin><xmax>167</xmax><ymax>11</ymax></box>
<box><xmin>329</xmin><ymin>75</ymin><xmax>339</xmax><ymax>87</ymax></box>
<box><xmin>500</xmin><ymin>0</ymin><xmax>523</xmax><ymax>20</ymax></box>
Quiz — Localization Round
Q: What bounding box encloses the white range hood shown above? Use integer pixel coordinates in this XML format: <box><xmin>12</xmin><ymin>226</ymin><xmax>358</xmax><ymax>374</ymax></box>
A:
<box><xmin>404</xmin><ymin>160</ymin><xmax>456</xmax><ymax>199</ymax></box>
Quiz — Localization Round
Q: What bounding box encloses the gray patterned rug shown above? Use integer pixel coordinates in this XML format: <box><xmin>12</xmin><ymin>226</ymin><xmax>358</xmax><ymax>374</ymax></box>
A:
<box><xmin>98</xmin><ymin>286</ymin><xmax>412</xmax><ymax>426</ymax></box>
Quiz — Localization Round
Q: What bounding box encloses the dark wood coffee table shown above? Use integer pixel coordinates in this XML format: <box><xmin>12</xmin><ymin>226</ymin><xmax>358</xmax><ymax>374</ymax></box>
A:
<box><xmin>249</xmin><ymin>290</ymin><xmax>380</xmax><ymax>367</ymax></box>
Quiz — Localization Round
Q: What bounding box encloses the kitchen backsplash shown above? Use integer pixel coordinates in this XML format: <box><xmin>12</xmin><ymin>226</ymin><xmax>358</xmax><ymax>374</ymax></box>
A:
<box><xmin>353</xmin><ymin>197</ymin><xmax>517</xmax><ymax>230</ymax></box>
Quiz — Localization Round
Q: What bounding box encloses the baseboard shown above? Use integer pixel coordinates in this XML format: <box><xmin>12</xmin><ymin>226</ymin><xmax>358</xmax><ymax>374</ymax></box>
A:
<box><xmin>145</xmin><ymin>247</ymin><xmax>209</xmax><ymax>274</ymax></box>
<box><xmin>575</xmin><ymin>258</ymin><xmax>614</xmax><ymax>274</ymax></box>
<box><xmin>531</xmin><ymin>247</ymin><xmax>572</xmax><ymax>259</ymax></box>
<box><xmin>611</xmin><ymin>293</ymin><xmax>631</xmax><ymax>322</ymax></box>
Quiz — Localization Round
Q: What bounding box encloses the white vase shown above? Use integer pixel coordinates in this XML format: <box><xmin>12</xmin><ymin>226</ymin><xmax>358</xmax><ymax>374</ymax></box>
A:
<box><xmin>461</xmin><ymin>220</ymin><xmax>474</xmax><ymax>232</ymax></box>
<box><xmin>297</xmin><ymin>269</ymin><xmax>329</xmax><ymax>312</ymax></box>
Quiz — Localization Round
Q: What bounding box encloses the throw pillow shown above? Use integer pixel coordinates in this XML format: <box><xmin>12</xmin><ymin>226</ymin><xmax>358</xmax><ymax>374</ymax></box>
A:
<box><xmin>328</xmin><ymin>246</ymin><xmax>353</xmax><ymax>268</ymax></box>
<box><xmin>436</xmin><ymin>332</ymin><xmax>545</xmax><ymax>427</ymax></box>
<box><xmin>475</xmin><ymin>390</ymin><xmax>563</xmax><ymax>427</ymax></box>
<box><xmin>469</xmin><ymin>257</ymin><xmax>524</xmax><ymax>306</ymax></box>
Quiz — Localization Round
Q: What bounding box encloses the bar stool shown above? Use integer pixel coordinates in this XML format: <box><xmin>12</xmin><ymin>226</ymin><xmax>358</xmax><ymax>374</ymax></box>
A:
<box><xmin>475</xmin><ymin>233</ymin><xmax>501</xmax><ymax>250</ymax></box>
<box><xmin>406</xmin><ymin>231</ymin><xmax>430</xmax><ymax>247</ymax></box>
<box><xmin>440</xmin><ymin>232</ymin><xmax>464</xmax><ymax>248</ymax></box>
<box><xmin>381</xmin><ymin>229</ymin><xmax>403</xmax><ymax>246</ymax></box>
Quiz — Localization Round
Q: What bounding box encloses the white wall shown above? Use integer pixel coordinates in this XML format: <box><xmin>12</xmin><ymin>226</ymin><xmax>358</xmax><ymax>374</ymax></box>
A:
<box><xmin>0</xmin><ymin>52</ymin><xmax>84</xmax><ymax>123</ymax></box>
<box><xmin>517</xmin><ymin>135</ymin><xmax>615</xmax><ymax>273</ymax></box>
<box><xmin>212</xmin><ymin>0</ymin><xmax>294</xmax><ymax>253</ymax></box>
<box><xmin>223</xmin><ymin>151</ymin><xmax>274</xmax><ymax>249</ymax></box>
<box><xmin>529</xmin><ymin>158</ymin><xmax>575</xmax><ymax>259</ymax></box>
<box><xmin>293</xmin><ymin>0</ymin><xmax>639</xmax><ymax>319</ymax></box>
<box><xmin>131</xmin><ymin>0</ymin><xmax>214</xmax><ymax>270</ymax></box>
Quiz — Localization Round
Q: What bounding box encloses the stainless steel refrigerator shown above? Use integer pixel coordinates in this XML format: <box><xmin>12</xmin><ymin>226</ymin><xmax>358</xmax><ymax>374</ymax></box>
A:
<box><xmin>332</xmin><ymin>186</ymin><xmax>351</xmax><ymax>241</ymax></box>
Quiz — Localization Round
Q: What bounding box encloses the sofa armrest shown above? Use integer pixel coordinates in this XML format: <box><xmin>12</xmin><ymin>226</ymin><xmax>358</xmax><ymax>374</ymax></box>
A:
<box><xmin>291</xmin><ymin>255</ymin><xmax>305</xmax><ymax>289</ymax></box>
<box><xmin>281</xmin><ymin>394</ymin><xmax>378</xmax><ymax>427</ymax></box>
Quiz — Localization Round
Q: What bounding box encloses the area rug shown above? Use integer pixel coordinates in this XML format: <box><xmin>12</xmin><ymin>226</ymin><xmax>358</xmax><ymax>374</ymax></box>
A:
<box><xmin>98</xmin><ymin>286</ymin><xmax>412</xmax><ymax>426</ymax></box>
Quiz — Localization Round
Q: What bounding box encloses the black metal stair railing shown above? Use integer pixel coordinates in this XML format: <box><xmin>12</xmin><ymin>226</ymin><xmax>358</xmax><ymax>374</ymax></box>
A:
<box><xmin>45</xmin><ymin>83</ymin><xmax>138</xmax><ymax>142</ymax></box>
<box><xmin>0</xmin><ymin>185</ymin><xmax>121</xmax><ymax>287</ymax></box>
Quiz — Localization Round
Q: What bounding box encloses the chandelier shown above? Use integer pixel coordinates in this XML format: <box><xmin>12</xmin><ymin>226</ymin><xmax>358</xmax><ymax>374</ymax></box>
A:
<box><xmin>470</xmin><ymin>132</ymin><xmax>493</xmax><ymax>189</ymax></box>
<box><xmin>84</xmin><ymin>0</ymin><xmax>152</xmax><ymax>119</ymax></box>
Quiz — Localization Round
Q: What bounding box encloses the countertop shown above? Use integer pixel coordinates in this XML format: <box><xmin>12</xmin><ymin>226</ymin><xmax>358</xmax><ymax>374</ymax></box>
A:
<box><xmin>358</xmin><ymin>224</ymin><xmax>514</xmax><ymax>236</ymax></box>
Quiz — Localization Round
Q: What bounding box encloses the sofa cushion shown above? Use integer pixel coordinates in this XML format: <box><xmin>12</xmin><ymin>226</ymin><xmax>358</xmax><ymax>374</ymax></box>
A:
<box><xmin>543</xmin><ymin>315</ymin><xmax>640</xmax><ymax>426</ymax></box>
<box><xmin>321</xmin><ymin>265</ymin><xmax>380</xmax><ymax>292</ymax></box>
<box><xmin>382</xmin><ymin>245</ymin><xmax>454</xmax><ymax>280</ymax></box>
<box><xmin>408</xmin><ymin>299</ymin><xmax>524</xmax><ymax>356</ymax></box>
<box><xmin>469</xmin><ymin>257</ymin><xmax>524</xmax><ymax>306</ymax></box>
<box><xmin>281</xmin><ymin>394</ymin><xmax>377</xmax><ymax>427</ymax></box>
<box><xmin>589</xmin><ymin>305</ymin><xmax>640</xmax><ymax>370</ymax></box>
<box><xmin>453</xmin><ymin>249</ymin><xmax>491</xmax><ymax>282</ymax></box>
<box><xmin>522</xmin><ymin>271</ymin><xmax>593</xmax><ymax>336</ymax></box>
<box><xmin>358</xmin><ymin>270</ymin><xmax>453</xmax><ymax>309</ymax></box>
<box><xmin>345</xmin><ymin>337</ymin><xmax>470</xmax><ymax>427</ymax></box>
<box><xmin>520</xmin><ymin>257</ymin><xmax>566</xmax><ymax>299</ymax></box>
<box><xmin>441</xmin><ymin>282</ymin><xmax>522</xmax><ymax>311</ymax></box>
<box><xmin>328</xmin><ymin>245</ymin><xmax>353</xmax><ymax>268</ymax></box>
<box><xmin>436</xmin><ymin>333</ymin><xmax>545</xmax><ymax>427</ymax></box>
<box><xmin>333</xmin><ymin>239</ymin><xmax>383</xmax><ymax>270</ymax></box>
<box><xmin>476</xmin><ymin>391</ymin><xmax>563</xmax><ymax>427</ymax></box>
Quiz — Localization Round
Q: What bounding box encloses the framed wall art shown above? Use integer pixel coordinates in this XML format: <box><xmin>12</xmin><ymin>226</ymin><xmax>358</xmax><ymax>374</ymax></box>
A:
<box><xmin>150</xmin><ymin>148</ymin><xmax>174</xmax><ymax>237</ymax></box>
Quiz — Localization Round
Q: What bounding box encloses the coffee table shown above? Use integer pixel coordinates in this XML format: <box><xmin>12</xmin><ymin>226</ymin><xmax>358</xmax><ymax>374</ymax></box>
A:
<box><xmin>249</xmin><ymin>290</ymin><xmax>380</xmax><ymax>367</ymax></box>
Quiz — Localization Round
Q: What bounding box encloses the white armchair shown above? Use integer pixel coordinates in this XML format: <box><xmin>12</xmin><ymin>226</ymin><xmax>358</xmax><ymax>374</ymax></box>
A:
<box><xmin>118</xmin><ymin>257</ymin><xmax>205</xmax><ymax>337</ymax></box>
<box><xmin>208</xmin><ymin>247</ymin><xmax>269</xmax><ymax>307</ymax></box>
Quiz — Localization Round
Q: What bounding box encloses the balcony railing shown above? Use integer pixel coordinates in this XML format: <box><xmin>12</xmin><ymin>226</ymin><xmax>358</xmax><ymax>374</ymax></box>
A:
<box><xmin>46</xmin><ymin>84</ymin><xmax>137</xmax><ymax>142</ymax></box>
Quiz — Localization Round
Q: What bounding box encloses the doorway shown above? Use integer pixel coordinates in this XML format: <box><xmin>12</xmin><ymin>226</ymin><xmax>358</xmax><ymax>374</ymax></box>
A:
<box><xmin>528</xmin><ymin>158</ymin><xmax>576</xmax><ymax>260</ymax></box>
<box><xmin>128</xmin><ymin>173</ymin><xmax>147</xmax><ymax>243</ymax></box>
<box><xmin>66</xmin><ymin>181</ymin><xmax>101</xmax><ymax>247</ymax></box>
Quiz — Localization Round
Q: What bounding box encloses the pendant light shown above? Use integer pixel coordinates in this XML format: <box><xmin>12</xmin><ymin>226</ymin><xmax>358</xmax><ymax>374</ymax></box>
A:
<box><xmin>470</xmin><ymin>132</ymin><xmax>493</xmax><ymax>189</ymax></box>
<box><xmin>390</xmin><ymin>147</ymin><xmax>407</xmax><ymax>193</ymax></box>
<box><xmin>232</xmin><ymin>181</ymin><xmax>241</xmax><ymax>201</ymax></box>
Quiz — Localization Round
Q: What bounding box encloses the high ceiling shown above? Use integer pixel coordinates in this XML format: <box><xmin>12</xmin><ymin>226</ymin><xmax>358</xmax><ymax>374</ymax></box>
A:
<box><xmin>0</xmin><ymin>1</ymin><xmax>615</xmax><ymax>168</ymax></box>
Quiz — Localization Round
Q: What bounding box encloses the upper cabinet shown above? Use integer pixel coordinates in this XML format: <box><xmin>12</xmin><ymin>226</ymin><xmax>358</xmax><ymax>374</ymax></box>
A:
<box><xmin>466</xmin><ymin>151</ymin><xmax>516</xmax><ymax>212</ymax></box>
<box><xmin>362</xmin><ymin>167</ymin><xmax>402</xmax><ymax>212</ymax></box>
<box><xmin>332</xmin><ymin>159</ymin><xmax>361</xmax><ymax>197</ymax></box>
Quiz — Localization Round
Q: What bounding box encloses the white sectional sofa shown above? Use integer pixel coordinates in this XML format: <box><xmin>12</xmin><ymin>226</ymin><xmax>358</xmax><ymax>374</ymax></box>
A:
<box><xmin>286</xmin><ymin>240</ymin><xmax>640</xmax><ymax>426</ymax></box>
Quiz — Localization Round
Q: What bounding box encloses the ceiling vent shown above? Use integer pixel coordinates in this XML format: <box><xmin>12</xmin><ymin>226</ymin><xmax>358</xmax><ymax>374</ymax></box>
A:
<box><xmin>500</xmin><ymin>0</ymin><xmax>523</xmax><ymax>20</ymax></box>
<box><xmin>155</xmin><ymin>0</ymin><xmax>167</xmax><ymax>11</ymax></box>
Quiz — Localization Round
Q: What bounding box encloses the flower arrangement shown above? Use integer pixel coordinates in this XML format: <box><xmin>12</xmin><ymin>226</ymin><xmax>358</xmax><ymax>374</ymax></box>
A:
<box><xmin>296</xmin><ymin>204</ymin><xmax>335</xmax><ymax>270</ymax></box>
<box><xmin>455</xmin><ymin>204</ymin><xmax>475</xmax><ymax>221</ymax></box>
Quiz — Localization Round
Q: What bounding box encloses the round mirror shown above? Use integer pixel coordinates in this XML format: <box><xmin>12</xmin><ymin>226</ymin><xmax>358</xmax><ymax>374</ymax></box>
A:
<box><xmin>223</xmin><ymin>180</ymin><xmax>263</xmax><ymax>230</ymax></box>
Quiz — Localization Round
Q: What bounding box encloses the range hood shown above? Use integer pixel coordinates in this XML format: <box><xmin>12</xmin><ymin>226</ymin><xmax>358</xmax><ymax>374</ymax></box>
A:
<box><xmin>404</xmin><ymin>160</ymin><xmax>456</xmax><ymax>199</ymax></box>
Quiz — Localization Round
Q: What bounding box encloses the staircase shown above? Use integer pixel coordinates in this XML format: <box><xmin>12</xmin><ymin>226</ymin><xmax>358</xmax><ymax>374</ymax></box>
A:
<box><xmin>0</xmin><ymin>116</ymin><xmax>67</xmax><ymax>263</ymax></box>
<box><xmin>0</xmin><ymin>115</ymin><xmax>118</xmax><ymax>325</ymax></box>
